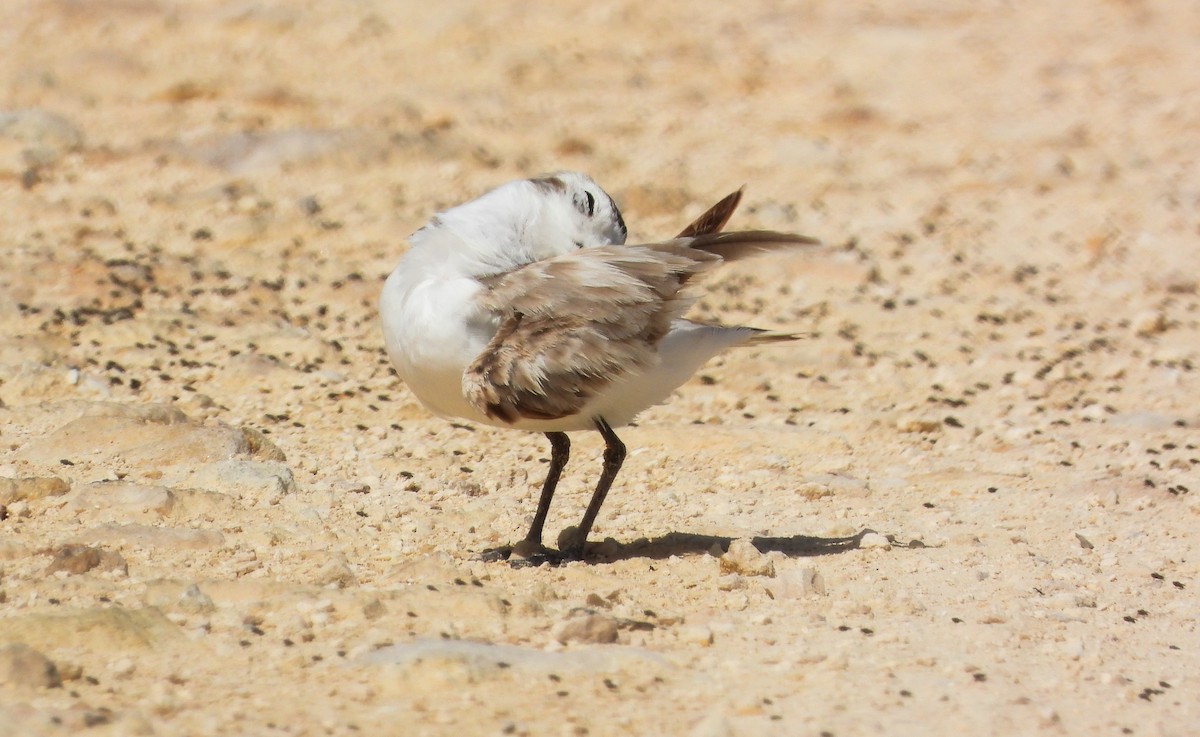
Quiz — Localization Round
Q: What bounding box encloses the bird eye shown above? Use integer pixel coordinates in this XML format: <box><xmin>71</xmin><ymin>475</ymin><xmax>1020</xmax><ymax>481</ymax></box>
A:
<box><xmin>575</xmin><ymin>190</ymin><xmax>596</xmax><ymax>217</ymax></box>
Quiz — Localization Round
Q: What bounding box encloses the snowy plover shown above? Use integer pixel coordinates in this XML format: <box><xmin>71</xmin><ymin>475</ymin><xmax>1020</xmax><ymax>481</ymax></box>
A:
<box><xmin>380</xmin><ymin>172</ymin><xmax>819</xmax><ymax>561</ymax></box>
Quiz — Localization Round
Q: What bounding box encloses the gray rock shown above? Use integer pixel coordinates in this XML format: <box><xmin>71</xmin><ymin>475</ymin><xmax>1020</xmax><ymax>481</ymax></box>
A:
<box><xmin>0</xmin><ymin>643</ymin><xmax>62</xmax><ymax>689</ymax></box>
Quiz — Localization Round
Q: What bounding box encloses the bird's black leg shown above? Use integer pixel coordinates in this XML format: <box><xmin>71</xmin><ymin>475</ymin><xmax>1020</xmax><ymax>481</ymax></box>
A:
<box><xmin>561</xmin><ymin>418</ymin><xmax>625</xmax><ymax>561</ymax></box>
<box><xmin>478</xmin><ymin>431</ymin><xmax>569</xmax><ymax>563</ymax></box>
<box><xmin>524</xmin><ymin>431</ymin><xmax>570</xmax><ymax>547</ymax></box>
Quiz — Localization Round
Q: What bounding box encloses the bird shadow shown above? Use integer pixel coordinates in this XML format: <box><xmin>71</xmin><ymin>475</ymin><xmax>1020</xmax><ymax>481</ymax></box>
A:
<box><xmin>591</xmin><ymin>528</ymin><xmax>908</xmax><ymax>562</ymax></box>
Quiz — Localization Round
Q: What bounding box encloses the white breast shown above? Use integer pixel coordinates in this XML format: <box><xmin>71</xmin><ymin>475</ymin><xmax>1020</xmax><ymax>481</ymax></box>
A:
<box><xmin>379</xmin><ymin>256</ymin><xmax>497</xmax><ymax>424</ymax></box>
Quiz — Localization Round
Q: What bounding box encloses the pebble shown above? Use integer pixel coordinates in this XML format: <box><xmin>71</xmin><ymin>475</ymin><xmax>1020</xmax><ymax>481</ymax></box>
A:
<box><xmin>768</xmin><ymin>567</ymin><xmax>827</xmax><ymax>599</ymax></box>
<box><xmin>677</xmin><ymin>624</ymin><xmax>714</xmax><ymax>647</ymax></box>
<box><xmin>0</xmin><ymin>643</ymin><xmax>62</xmax><ymax>689</ymax></box>
<box><xmin>389</xmin><ymin>551</ymin><xmax>464</xmax><ymax>585</ymax></box>
<box><xmin>44</xmin><ymin>544</ymin><xmax>128</xmax><ymax>576</ymax></box>
<box><xmin>716</xmin><ymin>574</ymin><xmax>747</xmax><ymax>591</ymax></box>
<box><xmin>177</xmin><ymin>584</ymin><xmax>217</xmax><ymax>615</ymax></box>
<box><xmin>182</xmin><ymin>459</ymin><xmax>295</xmax><ymax>504</ymax></box>
<box><xmin>897</xmin><ymin>417</ymin><xmax>943</xmax><ymax>433</ymax></box>
<box><xmin>719</xmin><ymin>539</ymin><xmax>775</xmax><ymax>578</ymax></box>
<box><xmin>554</xmin><ymin>611</ymin><xmax>620</xmax><ymax>645</ymax></box>
<box><xmin>313</xmin><ymin>555</ymin><xmax>357</xmax><ymax>588</ymax></box>
<box><xmin>858</xmin><ymin>532</ymin><xmax>892</xmax><ymax>550</ymax></box>
<box><xmin>1132</xmin><ymin>310</ymin><xmax>1167</xmax><ymax>336</ymax></box>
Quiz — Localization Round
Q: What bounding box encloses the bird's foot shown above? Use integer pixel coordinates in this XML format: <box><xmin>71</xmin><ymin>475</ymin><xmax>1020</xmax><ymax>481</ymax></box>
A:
<box><xmin>476</xmin><ymin>539</ymin><xmax>564</xmax><ymax>568</ymax></box>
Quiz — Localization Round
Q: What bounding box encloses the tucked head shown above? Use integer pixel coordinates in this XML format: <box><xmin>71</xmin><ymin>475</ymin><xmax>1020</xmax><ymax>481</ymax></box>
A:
<box><xmin>526</xmin><ymin>171</ymin><xmax>628</xmax><ymax>250</ymax></box>
<box><xmin>412</xmin><ymin>171</ymin><xmax>628</xmax><ymax>272</ymax></box>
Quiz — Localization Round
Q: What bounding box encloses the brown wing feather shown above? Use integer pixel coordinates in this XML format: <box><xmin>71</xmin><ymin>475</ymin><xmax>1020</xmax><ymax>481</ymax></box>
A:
<box><xmin>463</xmin><ymin>228</ymin><xmax>819</xmax><ymax>424</ymax></box>
<box><xmin>677</xmin><ymin>188</ymin><xmax>744</xmax><ymax>238</ymax></box>
<box><xmin>464</xmin><ymin>244</ymin><xmax>720</xmax><ymax>423</ymax></box>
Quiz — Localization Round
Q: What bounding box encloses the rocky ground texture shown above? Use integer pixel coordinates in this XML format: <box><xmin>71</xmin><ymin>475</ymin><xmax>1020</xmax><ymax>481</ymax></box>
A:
<box><xmin>1</xmin><ymin>1</ymin><xmax>1198</xmax><ymax>735</ymax></box>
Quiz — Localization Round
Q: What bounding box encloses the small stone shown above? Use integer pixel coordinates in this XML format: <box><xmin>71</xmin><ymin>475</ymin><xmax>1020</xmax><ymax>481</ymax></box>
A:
<box><xmin>7</xmin><ymin>500</ymin><xmax>30</xmax><ymax>518</ymax></box>
<box><xmin>897</xmin><ymin>417</ymin><xmax>942</xmax><ymax>433</ymax></box>
<box><xmin>177</xmin><ymin>584</ymin><xmax>216</xmax><ymax>615</ymax></box>
<box><xmin>509</xmin><ymin>539</ymin><xmax>545</xmax><ymax>561</ymax></box>
<box><xmin>1132</xmin><ymin>310</ymin><xmax>1167</xmax><ymax>336</ymax></box>
<box><xmin>314</xmin><ymin>555</ymin><xmax>356</xmax><ymax>588</ymax></box>
<box><xmin>108</xmin><ymin>657</ymin><xmax>136</xmax><ymax>679</ymax></box>
<box><xmin>858</xmin><ymin>532</ymin><xmax>892</xmax><ymax>550</ymax></box>
<box><xmin>554</xmin><ymin>611</ymin><xmax>620</xmax><ymax>645</ymax></box>
<box><xmin>389</xmin><ymin>551</ymin><xmax>463</xmax><ymax>584</ymax></box>
<box><xmin>331</xmin><ymin>479</ymin><xmax>371</xmax><ymax>495</ymax></box>
<box><xmin>555</xmin><ymin>525</ymin><xmax>586</xmax><ymax>555</ymax></box>
<box><xmin>716</xmin><ymin>574</ymin><xmax>747</xmax><ymax>591</ymax></box>
<box><xmin>771</xmin><ymin>567</ymin><xmax>827</xmax><ymax>598</ymax></box>
<box><xmin>184</xmin><ymin>460</ymin><xmax>295</xmax><ymax>503</ymax></box>
<box><xmin>795</xmin><ymin>482</ymin><xmax>834</xmax><ymax>500</ymax></box>
<box><xmin>719</xmin><ymin>539</ymin><xmax>775</xmax><ymax>577</ymax></box>
<box><xmin>678</xmin><ymin>624</ymin><xmax>714</xmax><ymax>646</ymax></box>
<box><xmin>362</xmin><ymin>599</ymin><xmax>386</xmax><ymax>620</ymax></box>
<box><xmin>44</xmin><ymin>544</ymin><xmax>127</xmax><ymax>576</ymax></box>
<box><xmin>239</xmin><ymin>427</ymin><xmax>287</xmax><ymax>462</ymax></box>
<box><xmin>0</xmin><ymin>643</ymin><xmax>62</xmax><ymax>688</ymax></box>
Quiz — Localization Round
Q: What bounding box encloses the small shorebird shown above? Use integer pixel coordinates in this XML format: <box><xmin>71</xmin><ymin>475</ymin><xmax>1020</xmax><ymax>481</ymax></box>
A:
<box><xmin>380</xmin><ymin>172</ymin><xmax>818</xmax><ymax>561</ymax></box>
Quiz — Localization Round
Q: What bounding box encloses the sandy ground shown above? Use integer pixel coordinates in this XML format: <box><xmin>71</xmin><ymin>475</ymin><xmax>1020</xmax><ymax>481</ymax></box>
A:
<box><xmin>1</xmin><ymin>1</ymin><xmax>1198</xmax><ymax>735</ymax></box>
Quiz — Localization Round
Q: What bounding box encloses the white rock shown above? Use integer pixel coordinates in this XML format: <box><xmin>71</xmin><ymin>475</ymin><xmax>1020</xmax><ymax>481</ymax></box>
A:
<box><xmin>719</xmin><ymin>539</ymin><xmax>775</xmax><ymax>577</ymax></box>
<box><xmin>858</xmin><ymin>532</ymin><xmax>892</xmax><ymax>550</ymax></box>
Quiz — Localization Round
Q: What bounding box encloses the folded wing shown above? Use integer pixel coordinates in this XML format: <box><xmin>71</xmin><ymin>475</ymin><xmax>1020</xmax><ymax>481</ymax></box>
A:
<box><xmin>463</xmin><ymin>228</ymin><xmax>818</xmax><ymax>424</ymax></box>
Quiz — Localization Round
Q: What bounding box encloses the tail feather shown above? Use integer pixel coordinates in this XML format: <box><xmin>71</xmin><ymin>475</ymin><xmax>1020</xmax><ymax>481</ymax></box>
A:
<box><xmin>742</xmin><ymin>328</ymin><xmax>815</xmax><ymax>346</ymax></box>
<box><xmin>686</xmin><ymin>230</ymin><xmax>821</xmax><ymax>262</ymax></box>
<box><xmin>677</xmin><ymin>188</ymin><xmax>744</xmax><ymax>238</ymax></box>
